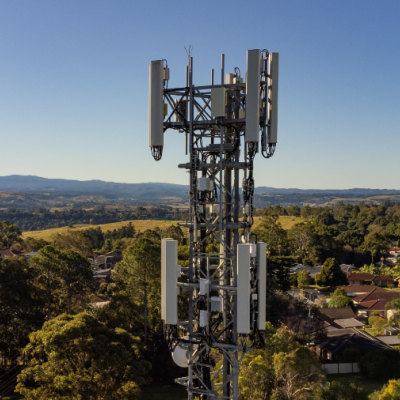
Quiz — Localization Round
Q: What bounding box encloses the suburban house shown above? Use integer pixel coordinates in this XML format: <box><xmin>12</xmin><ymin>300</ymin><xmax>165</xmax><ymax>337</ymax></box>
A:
<box><xmin>351</xmin><ymin>287</ymin><xmax>399</xmax><ymax>304</ymax></box>
<box><xmin>374</xmin><ymin>335</ymin><xmax>400</xmax><ymax>347</ymax></box>
<box><xmin>289</xmin><ymin>264</ymin><xmax>322</xmax><ymax>280</ymax></box>
<box><xmin>315</xmin><ymin>328</ymin><xmax>393</xmax><ymax>362</ymax></box>
<box><xmin>340</xmin><ymin>264</ymin><xmax>360</xmax><ymax>274</ymax></box>
<box><xmin>0</xmin><ymin>249</ymin><xmax>23</xmax><ymax>258</ymax></box>
<box><xmin>318</xmin><ymin>308</ymin><xmax>364</xmax><ymax>331</ymax></box>
<box><xmin>344</xmin><ymin>273</ymin><xmax>394</xmax><ymax>287</ymax></box>
<box><xmin>317</xmin><ymin>285</ymin><xmax>384</xmax><ymax>297</ymax></box>
<box><xmin>389</xmin><ymin>247</ymin><xmax>400</xmax><ymax>256</ymax></box>
<box><xmin>384</xmin><ymin>326</ymin><xmax>400</xmax><ymax>336</ymax></box>
<box><xmin>93</xmin><ymin>250</ymin><xmax>123</xmax><ymax>271</ymax></box>
<box><xmin>357</xmin><ymin>299</ymin><xmax>397</xmax><ymax>319</ymax></box>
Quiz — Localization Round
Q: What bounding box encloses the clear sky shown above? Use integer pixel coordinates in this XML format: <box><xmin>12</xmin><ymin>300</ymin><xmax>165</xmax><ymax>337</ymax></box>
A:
<box><xmin>0</xmin><ymin>1</ymin><xmax>399</xmax><ymax>189</ymax></box>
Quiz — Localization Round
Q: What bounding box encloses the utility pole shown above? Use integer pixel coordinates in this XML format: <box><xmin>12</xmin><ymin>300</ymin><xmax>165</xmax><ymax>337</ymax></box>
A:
<box><xmin>149</xmin><ymin>48</ymin><xmax>280</xmax><ymax>400</ymax></box>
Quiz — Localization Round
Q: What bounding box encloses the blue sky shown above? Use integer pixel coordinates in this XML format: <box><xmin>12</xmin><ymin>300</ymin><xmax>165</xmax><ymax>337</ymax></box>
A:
<box><xmin>0</xmin><ymin>1</ymin><xmax>399</xmax><ymax>189</ymax></box>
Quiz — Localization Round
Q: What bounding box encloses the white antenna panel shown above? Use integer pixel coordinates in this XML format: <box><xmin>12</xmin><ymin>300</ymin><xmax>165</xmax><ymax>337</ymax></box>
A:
<box><xmin>245</xmin><ymin>49</ymin><xmax>261</xmax><ymax>143</ymax></box>
<box><xmin>256</xmin><ymin>242</ymin><xmax>266</xmax><ymax>330</ymax></box>
<box><xmin>237</xmin><ymin>244</ymin><xmax>251</xmax><ymax>334</ymax></box>
<box><xmin>161</xmin><ymin>238</ymin><xmax>178</xmax><ymax>324</ymax></box>
<box><xmin>268</xmin><ymin>53</ymin><xmax>279</xmax><ymax>144</ymax></box>
<box><xmin>149</xmin><ymin>60</ymin><xmax>164</xmax><ymax>147</ymax></box>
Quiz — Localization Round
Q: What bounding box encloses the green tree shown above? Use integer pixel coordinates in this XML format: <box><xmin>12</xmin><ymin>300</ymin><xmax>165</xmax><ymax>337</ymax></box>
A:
<box><xmin>363</xmin><ymin>231</ymin><xmax>389</xmax><ymax>264</ymax></box>
<box><xmin>239</xmin><ymin>324</ymin><xmax>325</xmax><ymax>399</ymax></box>
<box><xmin>30</xmin><ymin>245</ymin><xmax>63</xmax><ymax>319</ymax></box>
<box><xmin>328</xmin><ymin>295</ymin><xmax>354</xmax><ymax>309</ymax></box>
<box><xmin>16</xmin><ymin>313</ymin><xmax>151</xmax><ymax>399</ymax></box>
<box><xmin>239</xmin><ymin>352</ymin><xmax>274</xmax><ymax>400</ymax></box>
<box><xmin>24</xmin><ymin>237</ymin><xmax>49</xmax><ymax>251</ymax></box>
<box><xmin>359</xmin><ymin>350</ymin><xmax>400</xmax><ymax>380</ymax></box>
<box><xmin>288</xmin><ymin>223</ymin><xmax>314</xmax><ymax>262</ymax></box>
<box><xmin>315</xmin><ymin>258</ymin><xmax>349</xmax><ymax>287</ymax></box>
<box><xmin>52</xmin><ymin>229</ymin><xmax>93</xmax><ymax>257</ymax></box>
<box><xmin>103</xmin><ymin>238</ymin><xmax>113</xmax><ymax>252</ymax></box>
<box><xmin>374</xmin><ymin>379</ymin><xmax>400</xmax><ymax>400</ymax></box>
<box><xmin>273</xmin><ymin>347</ymin><xmax>326</xmax><ymax>400</ymax></box>
<box><xmin>297</xmin><ymin>270</ymin><xmax>311</xmax><ymax>288</ymax></box>
<box><xmin>112</xmin><ymin>231</ymin><xmax>161</xmax><ymax>343</ymax></box>
<box><xmin>267</xmin><ymin>256</ymin><xmax>295</xmax><ymax>292</ymax></box>
<box><xmin>161</xmin><ymin>225</ymin><xmax>184</xmax><ymax>242</ymax></box>
<box><xmin>253</xmin><ymin>215</ymin><xmax>288</xmax><ymax>255</ymax></box>
<box><xmin>314</xmin><ymin>381</ymin><xmax>368</xmax><ymax>400</ymax></box>
<box><xmin>332</xmin><ymin>288</ymin><xmax>347</xmax><ymax>297</ymax></box>
<box><xmin>386</xmin><ymin>298</ymin><xmax>400</xmax><ymax>326</ymax></box>
<box><xmin>62</xmin><ymin>250</ymin><xmax>94</xmax><ymax>314</ymax></box>
<box><xmin>0</xmin><ymin>220</ymin><xmax>21</xmax><ymax>248</ymax></box>
<box><xmin>336</xmin><ymin>231</ymin><xmax>363</xmax><ymax>250</ymax></box>
<box><xmin>0</xmin><ymin>257</ymin><xmax>44</xmax><ymax>364</ymax></box>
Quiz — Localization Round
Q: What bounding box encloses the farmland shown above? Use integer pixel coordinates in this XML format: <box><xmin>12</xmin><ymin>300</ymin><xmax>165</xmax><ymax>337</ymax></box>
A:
<box><xmin>21</xmin><ymin>216</ymin><xmax>302</xmax><ymax>241</ymax></box>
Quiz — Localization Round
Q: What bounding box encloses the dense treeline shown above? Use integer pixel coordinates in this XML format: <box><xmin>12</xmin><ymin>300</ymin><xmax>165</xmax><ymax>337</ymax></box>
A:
<box><xmin>0</xmin><ymin>214</ymin><xmax>399</xmax><ymax>398</ymax></box>
<box><xmin>0</xmin><ymin>206</ymin><xmax>185</xmax><ymax>231</ymax></box>
<box><xmin>254</xmin><ymin>200</ymin><xmax>400</xmax><ymax>267</ymax></box>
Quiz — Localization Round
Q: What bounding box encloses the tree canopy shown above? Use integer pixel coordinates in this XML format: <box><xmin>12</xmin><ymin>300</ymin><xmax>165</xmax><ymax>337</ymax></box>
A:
<box><xmin>17</xmin><ymin>313</ymin><xmax>151</xmax><ymax>400</ymax></box>
<box><xmin>315</xmin><ymin>258</ymin><xmax>349</xmax><ymax>287</ymax></box>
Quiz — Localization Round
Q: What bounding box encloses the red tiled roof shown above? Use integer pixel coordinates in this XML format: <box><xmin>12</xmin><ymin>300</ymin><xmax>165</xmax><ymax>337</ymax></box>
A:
<box><xmin>358</xmin><ymin>299</ymin><xmax>395</xmax><ymax>311</ymax></box>
<box><xmin>372</xmin><ymin>275</ymin><xmax>393</xmax><ymax>282</ymax></box>
<box><xmin>353</xmin><ymin>288</ymin><xmax>399</xmax><ymax>303</ymax></box>
<box><xmin>348</xmin><ymin>273</ymin><xmax>376</xmax><ymax>281</ymax></box>
<box><xmin>0</xmin><ymin>249</ymin><xmax>21</xmax><ymax>257</ymax></box>
<box><xmin>318</xmin><ymin>285</ymin><xmax>383</xmax><ymax>294</ymax></box>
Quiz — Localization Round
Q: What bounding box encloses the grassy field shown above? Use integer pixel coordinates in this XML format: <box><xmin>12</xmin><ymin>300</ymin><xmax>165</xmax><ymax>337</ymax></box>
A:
<box><xmin>21</xmin><ymin>215</ymin><xmax>302</xmax><ymax>242</ymax></box>
<box><xmin>22</xmin><ymin>220</ymin><xmax>180</xmax><ymax>241</ymax></box>
<box><xmin>252</xmin><ymin>215</ymin><xmax>302</xmax><ymax>230</ymax></box>
<box><xmin>327</xmin><ymin>374</ymin><xmax>385</xmax><ymax>395</ymax></box>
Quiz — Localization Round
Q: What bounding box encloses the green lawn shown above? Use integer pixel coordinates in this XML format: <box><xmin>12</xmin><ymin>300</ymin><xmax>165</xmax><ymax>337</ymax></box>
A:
<box><xmin>141</xmin><ymin>384</ymin><xmax>187</xmax><ymax>400</ymax></box>
<box><xmin>327</xmin><ymin>374</ymin><xmax>386</xmax><ymax>395</ymax></box>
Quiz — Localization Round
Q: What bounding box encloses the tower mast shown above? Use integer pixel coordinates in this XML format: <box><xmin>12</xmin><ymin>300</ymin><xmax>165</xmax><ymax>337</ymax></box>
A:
<box><xmin>150</xmin><ymin>49</ymin><xmax>279</xmax><ymax>400</ymax></box>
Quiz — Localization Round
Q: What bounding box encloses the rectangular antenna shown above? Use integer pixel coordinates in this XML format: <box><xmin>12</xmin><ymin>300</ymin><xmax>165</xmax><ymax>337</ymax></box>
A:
<box><xmin>268</xmin><ymin>52</ymin><xmax>279</xmax><ymax>144</ymax></box>
<box><xmin>149</xmin><ymin>60</ymin><xmax>164</xmax><ymax>147</ymax></box>
<box><xmin>161</xmin><ymin>238</ymin><xmax>178</xmax><ymax>324</ymax></box>
<box><xmin>256</xmin><ymin>242</ymin><xmax>266</xmax><ymax>330</ymax></box>
<box><xmin>237</xmin><ymin>244</ymin><xmax>250</xmax><ymax>334</ymax></box>
<box><xmin>245</xmin><ymin>49</ymin><xmax>261</xmax><ymax>143</ymax></box>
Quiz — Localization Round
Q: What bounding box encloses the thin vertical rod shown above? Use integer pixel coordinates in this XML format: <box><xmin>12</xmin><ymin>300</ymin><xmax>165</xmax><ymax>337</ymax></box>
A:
<box><xmin>211</xmin><ymin>69</ymin><xmax>214</xmax><ymax>85</ymax></box>
<box><xmin>188</xmin><ymin>56</ymin><xmax>194</xmax><ymax>400</ymax></box>
<box><xmin>221</xmin><ymin>54</ymin><xmax>225</xmax><ymax>85</ymax></box>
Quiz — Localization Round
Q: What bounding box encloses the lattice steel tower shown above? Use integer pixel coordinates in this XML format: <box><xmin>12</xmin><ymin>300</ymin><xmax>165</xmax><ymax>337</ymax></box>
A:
<box><xmin>149</xmin><ymin>49</ymin><xmax>279</xmax><ymax>400</ymax></box>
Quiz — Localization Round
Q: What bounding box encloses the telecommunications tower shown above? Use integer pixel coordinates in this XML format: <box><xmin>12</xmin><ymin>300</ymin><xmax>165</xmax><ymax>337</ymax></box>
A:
<box><xmin>149</xmin><ymin>48</ymin><xmax>279</xmax><ymax>399</ymax></box>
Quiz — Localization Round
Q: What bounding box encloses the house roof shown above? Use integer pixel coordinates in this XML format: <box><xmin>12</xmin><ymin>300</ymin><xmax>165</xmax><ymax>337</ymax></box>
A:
<box><xmin>375</xmin><ymin>336</ymin><xmax>400</xmax><ymax>346</ymax></box>
<box><xmin>319</xmin><ymin>308</ymin><xmax>357</xmax><ymax>320</ymax></box>
<box><xmin>353</xmin><ymin>288</ymin><xmax>399</xmax><ymax>303</ymax></box>
<box><xmin>0</xmin><ymin>249</ymin><xmax>21</xmax><ymax>257</ymax></box>
<box><xmin>318</xmin><ymin>328</ymin><xmax>393</xmax><ymax>355</ymax></box>
<box><xmin>317</xmin><ymin>285</ymin><xmax>379</xmax><ymax>294</ymax></box>
<box><xmin>358</xmin><ymin>299</ymin><xmax>397</xmax><ymax>311</ymax></box>
<box><xmin>348</xmin><ymin>273</ymin><xmax>376</xmax><ymax>281</ymax></box>
<box><xmin>334</xmin><ymin>318</ymin><xmax>364</xmax><ymax>328</ymax></box>
<box><xmin>372</xmin><ymin>275</ymin><xmax>393</xmax><ymax>282</ymax></box>
<box><xmin>340</xmin><ymin>264</ymin><xmax>360</xmax><ymax>272</ymax></box>
<box><xmin>24</xmin><ymin>251</ymin><xmax>39</xmax><ymax>256</ymax></box>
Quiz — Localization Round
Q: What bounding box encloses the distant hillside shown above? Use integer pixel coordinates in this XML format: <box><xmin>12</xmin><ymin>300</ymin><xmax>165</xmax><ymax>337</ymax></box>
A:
<box><xmin>0</xmin><ymin>175</ymin><xmax>189</xmax><ymax>199</ymax></box>
<box><xmin>0</xmin><ymin>175</ymin><xmax>400</xmax><ymax>210</ymax></box>
<box><xmin>254</xmin><ymin>186</ymin><xmax>400</xmax><ymax>195</ymax></box>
